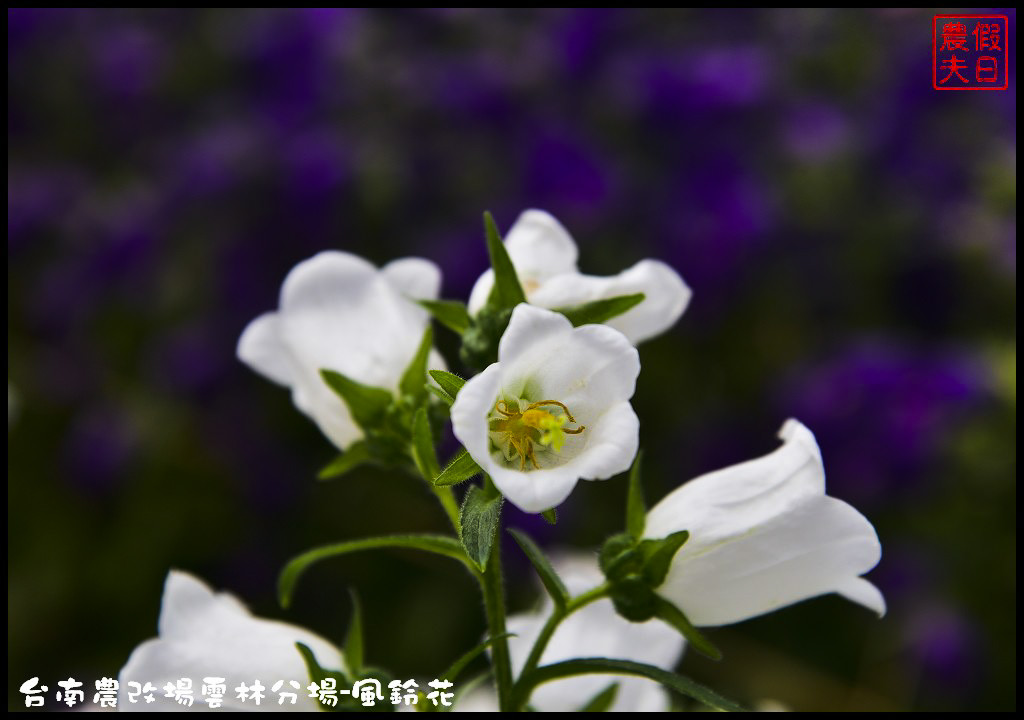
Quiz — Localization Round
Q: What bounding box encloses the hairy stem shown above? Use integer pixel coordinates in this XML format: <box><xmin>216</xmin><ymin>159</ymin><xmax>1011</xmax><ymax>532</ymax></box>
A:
<box><xmin>480</xmin><ymin>534</ymin><xmax>514</xmax><ymax>711</ymax></box>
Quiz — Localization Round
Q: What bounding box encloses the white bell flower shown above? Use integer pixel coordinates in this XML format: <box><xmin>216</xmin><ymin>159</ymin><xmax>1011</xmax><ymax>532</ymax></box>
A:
<box><xmin>237</xmin><ymin>251</ymin><xmax>445</xmax><ymax>451</ymax></box>
<box><xmin>509</xmin><ymin>553</ymin><xmax>685</xmax><ymax>712</ymax></box>
<box><xmin>644</xmin><ymin>419</ymin><xmax>885</xmax><ymax>627</ymax></box>
<box><xmin>467</xmin><ymin>210</ymin><xmax>691</xmax><ymax>345</ymax></box>
<box><xmin>118</xmin><ymin>571</ymin><xmax>345</xmax><ymax>711</ymax></box>
<box><xmin>453</xmin><ymin>554</ymin><xmax>684</xmax><ymax>713</ymax></box>
<box><xmin>451</xmin><ymin>304</ymin><xmax>640</xmax><ymax>513</ymax></box>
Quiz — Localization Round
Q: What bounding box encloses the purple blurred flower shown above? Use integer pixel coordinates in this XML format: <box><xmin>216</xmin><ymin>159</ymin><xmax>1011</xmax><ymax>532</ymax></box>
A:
<box><xmin>781</xmin><ymin>345</ymin><xmax>984</xmax><ymax>506</ymax></box>
<box><xmin>523</xmin><ymin>130</ymin><xmax>613</xmax><ymax>215</ymax></box>
<box><xmin>783</xmin><ymin>102</ymin><xmax>851</xmax><ymax>162</ymax></box>
<box><xmin>62</xmin><ymin>405</ymin><xmax>139</xmax><ymax>494</ymax></box>
<box><xmin>614</xmin><ymin>45</ymin><xmax>771</xmax><ymax>122</ymax></box>
<box><xmin>654</xmin><ymin>162</ymin><xmax>775</xmax><ymax>309</ymax></box>
<box><xmin>907</xmin><ymin>605</ymin><xmax>983</xmax><ymax>694</ymax></box>
<box><xmin>90</xmin><ymin>25</ymin><xmax>165</xmax><ymax>99</ymax></box>
<box><xmin>8</xmin><ymin>168</ymin><xmax>84</xmax><ymax>250</ymax></box>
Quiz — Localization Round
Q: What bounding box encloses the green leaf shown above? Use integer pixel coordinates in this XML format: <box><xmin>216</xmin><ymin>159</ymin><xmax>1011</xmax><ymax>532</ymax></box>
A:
<box><xmin>524</xmin><ymin>658</ymin><xmax>743</xmax><ymax>712</ymax></box>
<box><xmin>399</xmin><ymin>326</ymin><xmax>434</xmax><ymax>400</ymax></box>
<box><xmin>578</xmin><ymin>683</ymin><xmax>620</xmax><ymax>712</ymax></box>
<box><xmin>279</xmin><ymin>534</ymin><xmax>470</xmax><ymax>608</ymax></box>
<box><xmin>541</xmin><ymin>507</ymin><xmax>557</xmax><ymax>525</ymax></box>
<box><xmin>440</xmin><ymin>633</ymin><xmax>515</xmax><ymax>684</ymax></box>
<box><xmin>433</xmin><ymin>448</ymin><xmax>482</xmax><ymax>487</ymax></box>
<box><xmin>640</xmin><ymin>530</ymin><xmax>689</xmax><ymax>588</ymax></box>
<box><xmin>429</xmin><ymin>370</ymin><xmax>466</xmax><ymax>400</ymax></box>
<box><xmin>555</xmin><ymin>293</ymin><xmax>645</xmax><ymax>327</ymax></box>
<box><xmin>411</xmin><ymin>407</ymin><xmax>441</xmax><ymax>480</ymax></box>
<box><xmin>318</xmin><ymin>441</ymin><xmax>371</xmax><ymax>480</ymax></box>
<box><xmin>344</xmin><ymin>589</ymin><xmax>364</xmax><ymax>675</ymax></box>
<box><xmin>626</xmin><ymin>451</ymin><xmax>646</xmax><ymax>539</ymax></box>
<box><xmin>483</xmin><ymin>211</ymin><xmax>527</xmax><ymax>310</ymax></box>
<box><xmin>652</xmin><ymin>595</ymin><xmax>722</xmax><ymax>661</ymax></box>
<box><xmin>418</xmin><ymin>299</ymin><xmax>471</xmax><ymax>335</ymax></box>
<box><xmin>460</xmin><ymin>485</ymin><xmax>503</xmax><ymax>572</ymax></box>
<box><xmin>320</xmin><ymin>369</ymin><xmax>393</xmax><ymax>429</ymax></box>
<box><xmin>507</xmin><ymin>528</ymin><xmax>569</xmax><ymax>610</ymax></box>
<box><xmin>427</xmin><ymin>383</ymin><xmax>455</xmax><ymax>407</ymax></box>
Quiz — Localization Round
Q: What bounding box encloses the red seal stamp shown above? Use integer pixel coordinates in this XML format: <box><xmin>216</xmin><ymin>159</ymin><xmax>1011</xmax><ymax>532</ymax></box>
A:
<box><xmin>933</xmin><ymin>14</ymin><xmax>1009</xmax><ymax>90</ymax></box>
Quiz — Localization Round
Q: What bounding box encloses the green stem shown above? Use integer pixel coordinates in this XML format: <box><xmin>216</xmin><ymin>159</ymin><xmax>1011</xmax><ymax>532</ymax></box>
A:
<box><xmin>480</xmin><ymin>533</ymin><xmax>514</xmax><ymax>711</ymax></box>
<box><xmin>512</xmin><ymin>583</ymin><xmax>611</xmax><ymax>710</ymax></box>
<box><xmin>430</xmin><ymin>484</ymin><xmax>461</xmax><ymax>536</ymax></box>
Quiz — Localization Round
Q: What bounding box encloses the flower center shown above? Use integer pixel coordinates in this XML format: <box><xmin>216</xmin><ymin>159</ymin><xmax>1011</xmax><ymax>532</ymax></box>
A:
<box><xmin>488</xmin><ymin>398</ymin><xmax>585</xmax><ymax>470</ymax></box>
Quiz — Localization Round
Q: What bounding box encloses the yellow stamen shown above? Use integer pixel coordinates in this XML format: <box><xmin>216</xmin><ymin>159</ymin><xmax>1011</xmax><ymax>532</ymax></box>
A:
<box><xmin>489</xmin><ymin>398</ymin><xmax>585</xmax><ymax>470</ymax></box>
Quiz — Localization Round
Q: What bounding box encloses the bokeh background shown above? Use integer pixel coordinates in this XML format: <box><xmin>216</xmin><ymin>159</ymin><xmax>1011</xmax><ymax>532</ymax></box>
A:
<box><xmin>8</xmin><ymin>8</ymin><xmax>1015</xmax><ymax>712</ymax></box>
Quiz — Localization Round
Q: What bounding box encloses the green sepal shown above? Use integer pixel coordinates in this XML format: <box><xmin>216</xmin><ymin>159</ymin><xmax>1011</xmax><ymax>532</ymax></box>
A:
<box><xmin>640</xmin><ymin>530</ymin><xmax>689</xmax><ymax>588</ymax></box>
<box><xmin>433</xmin><ymin>448</ymin><xmax>482</xmax><ymax>487</ymax></box>
<box><xmin>652</xmin><ymin>595</ymin><xmax>722</xmax><ymax>661</ymax></box>
<box><xmin>625</xmin><ymin>451</ymin><xmax>646</xmax><ymax>539</ymax></box>
<box><xmin>459</xmin><ymin>484</ymin><xmax>503</xmax><ymax>572</ymax></box>
<box><xmin>483</xmin><ymin>211</ymin><xmax>526</xmax><ymax>311</ymax></box>
<box><xmin>428</xmin><ymin>370</ymin><xmax>466</xmax><ymax>401</ymax></box>
<box><xmin>418</xmin><ymin>299</ymin><xmax>472</xmax><ymax>335</ymax></box>
<box><xmin>321</xmin><ymin>369</ymin><xmax>393</xmax><ymax>429</ymax></box>
<box><xmin>599</xmin><ymin>532</ymin><xmax>639</xmax><ymax>581</ymax></box>
<box><xmin>508</xmin><ymin>528</ymin><xmax>569</xmax><ymax>610</ymax></box>
<box><xmin>411</xmin><ymin>406</ymin><xmax>441</xmax><ymax>480</ymax></box>
<box><xmin>541</xmin><ymin>507</ymin><xmax>557</xmax><ymax>525</ymax></box>
<box><xmin>609</xmin><ymin>575</ymin><xmax>658</xmax><ymax>622</ymax></box>
<box><xmin>318</xmin><ymin>441</ymin><xmax>371</xmax><ymax>480</ymax></box>
<box><xmin>600</xmin><ymin>530</ymin><xmax>690</xmax><ymax>587</ymax></box>
<box><xmin>278</xmin><ymin>535</ymin><xmax>471</xmax><ymax>609</ymax></box>
<box><xmin>399</xmin><ymin>326</ymin><xmax>434</xmax><ymax>400</ymax></box>
<box><xmin>459</xmin><ymin>305</ymin><xmax>513</xmax><ymax>370</ymax></box>
<box><xmin>344</xmin><ymin>589</ymin><xmax>365</xmax><ymax>676</ymax></box>
<box><xmin>578</xmin><ymin>682</ymin><xmax>620</xmax><ymax>712</ymax></box>
<box><xmin>555</xmin><ymin>293</ymin><xmax>645</xmax><ymax>327</ymax></box>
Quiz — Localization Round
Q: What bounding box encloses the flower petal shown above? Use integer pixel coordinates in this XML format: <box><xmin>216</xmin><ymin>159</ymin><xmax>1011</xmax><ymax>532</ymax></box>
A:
<box><xmin>495</xmin><ymin>304</ymin><xmax>575</xmax><ymax>380</ymax></box>
<box><xmin>453</xmin><ymin>307</ymin><xmax>640</xmax><ymax>513</ymax></box>
<box><xmin>487</xmin><ymin>462</ymin><xmax>582</xmax><ymax>514</ymax></box>
<box><xmin>467</xmin><ymin>210</ymin><xmax>579</xmax><ymax>315</ymax></box>
<box><xmin>568</xmin><ymin>401</ymin><xmax>640</xmax><ymax>481</ymax></box>
<box><xmin>498</xmin><ymin>306</ymin><xmax>640</xmax><ymax>416</ymax></box>
<box><xmin>644</xmin><ymin>419</ymin><xmax>826</xmax><ymax>546</ymax></box>
<box><xmin>237</xmin><ymin>312</ymin><xmax>295</xmax><ymax>387</ymax></box>
<box><xmin>835</xmin><ymin>576</ymin><xmax>887</xmax><ymax>617</ymax></box>
<box><xmin>119</xmin><ymin>571</ymin><xmax>344</xmax><ymax>711</ymax></box>
<box><xmin>452</xmin><ymin>359</ymin><xmax>581</xmax><ymax>513</ymax></box>
<box><xmin>529</xmin><ymin>259</ymin><xmax>692</xmax><ymax>344</ymax></box>
<box><xmin>239</xmin><ymin>251</ymin><xmax>443</xmax><ymax>451</ymax></box>
<box><xmin>382</xmin><ymin>257</ymin><xmax>442</xmax><ymax>302</ymax></box>
<box><xmin>503</xmin><ymin>209</ymin><xmax>579</xmax><ymax>280</ymax></box>
<box><xmin>656</xmin><ymin>493</ymin><xmax>883</xmax><ymax>626</ymax></box>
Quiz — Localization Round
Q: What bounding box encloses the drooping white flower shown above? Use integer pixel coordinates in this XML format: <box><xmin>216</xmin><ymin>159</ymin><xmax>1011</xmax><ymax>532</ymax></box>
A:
<box><xmin>118</xmin><ymin>571</ymin><xmax>344</xmax><ymax>711</ymax></box>
<box><xmin>644</xmin><ymin>419</ymin><xmax>885</xmax><ymax>627</ymax></box>
<box><xmin>467</xmin><ymin>210</ymin><xmax>691</xmax><ymax>345</ymax></box>
<box><xmin>237</xmin><ymin>251</ymin><xmax>445</xmax><ymax>451</ymax></box>
<box><xmin>511</xmin><ymin>553</ymin><xmax>684</xmax><ymax>712</ymax></box>
<box><xmin>451</xmin><ymin>304</ymin><xmax>640</xmax><ymax>513</ymax></box>
<box><xmin>453</xmin><ymin>554</ymin><xmax>684</xmax><ymax>713</ymax></box>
